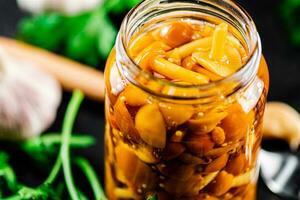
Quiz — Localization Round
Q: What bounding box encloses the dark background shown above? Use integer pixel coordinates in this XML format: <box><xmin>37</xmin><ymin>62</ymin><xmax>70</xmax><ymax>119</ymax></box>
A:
<box><xmin>0</xmin><ymin>0</ymin><xmax>299</xmax><ymax>199</ymax></box>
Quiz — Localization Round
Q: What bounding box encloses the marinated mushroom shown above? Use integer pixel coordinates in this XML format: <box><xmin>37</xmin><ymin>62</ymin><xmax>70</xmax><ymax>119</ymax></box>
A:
<box><xmin>205</xmin><ymin>153</ymin><xmax>229</xmax><ymax>173</ymax></box>
<box><xmin>159</xmin><ymin>102</ymin><xmax>194</xmax><ymax>127</ymax></box>
<box><xmin>135</xmin><ymin>104</ymin><xmax>167</xmax><ymax>148</ymax></box>
<box><xmin>160</xmin><ymin>22</ymin><xmax>193</xmax><ymax>48</ymax></box>
<box><xmin>113</xmin><ymin>97</ymin><xmax>140</xmax><ymax>142</ymax></box>
<box><xmin>207</xmin><ymin>171</ymin><xmax>234</xmax><ymax>196</ymax></box>
<box><xmin>186</xmin><ymin>134</ymin><xmax>215</xmax><ymax>155</ymax></box>
<box><xmin>115</xmin><ymin>144</ymin><xmax>158</xmax><ymax>191</ymax></box>
<box><xmin>220</xmin><ymin>104</ymin><xmax>253</xmax><ymax>142</ymax></box>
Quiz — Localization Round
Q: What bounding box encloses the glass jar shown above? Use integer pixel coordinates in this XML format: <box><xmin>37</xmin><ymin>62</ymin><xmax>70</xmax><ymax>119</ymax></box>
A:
<box><xmin>104</xmin><ymin>0</ymin><xmax>269</xmax><ymax>199</ymax></box>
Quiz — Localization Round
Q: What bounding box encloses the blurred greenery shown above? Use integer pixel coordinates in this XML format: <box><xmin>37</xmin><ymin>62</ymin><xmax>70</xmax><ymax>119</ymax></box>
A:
<box><xmin>17</xmin><ymin>0</ymin><xmax>141</xmax><ymax>69</ymax></box>
<box><xmin>280</xmin><ymin>0</ymin><xmax>300</xmax><ymax>45</ymax></box>
<box><xmin>0</xmin><ymin>92</ymin><xmax>106</xmax><ymax>200</ymax></box>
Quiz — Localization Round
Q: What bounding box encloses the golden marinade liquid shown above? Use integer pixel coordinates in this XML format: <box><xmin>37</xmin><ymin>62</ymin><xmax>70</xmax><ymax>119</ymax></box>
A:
<box><xmin>105</xmin><ymin>20</ymin><xmax>269</xmax><ymax>200</ymax></box>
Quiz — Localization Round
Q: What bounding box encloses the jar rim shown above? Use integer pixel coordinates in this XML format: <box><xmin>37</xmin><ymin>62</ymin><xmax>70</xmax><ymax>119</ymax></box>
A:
<box><xmin>115</xmin><ymin>0</ymin><xmax>262</xmax><ymax>100</ymax></box>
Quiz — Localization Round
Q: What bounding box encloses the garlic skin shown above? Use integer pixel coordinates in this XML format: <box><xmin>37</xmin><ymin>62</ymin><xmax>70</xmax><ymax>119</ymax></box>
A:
<box><xmin>58</xmin><ymin>0</ymin><xmax>103</xmax><ymax>15</ymax></box>
<box><xmin>17</xmin><ymin>0</ymin><xmax>48</xmax><ymax>14</ymax></box>
<box><xmin>0</xmin><ymin>48</ymin><xmax>62</xmax><ymax>140</ymax></box>
<box><xmin>263</xmin><ymin>102</ymin><xmax>300</xmax><ymax>151</ymax></box>
<box><xmin>17</xmin><ymin>0</ymin><xmax>103</xmax><ymax>15</ymax></box>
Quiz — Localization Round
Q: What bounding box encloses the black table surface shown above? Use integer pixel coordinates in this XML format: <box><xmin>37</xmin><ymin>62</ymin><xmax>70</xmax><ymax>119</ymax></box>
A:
<box><xmin>1</xmin><ymin>0</ymin><xmax>299</xmax><ymax>199</ymax></box>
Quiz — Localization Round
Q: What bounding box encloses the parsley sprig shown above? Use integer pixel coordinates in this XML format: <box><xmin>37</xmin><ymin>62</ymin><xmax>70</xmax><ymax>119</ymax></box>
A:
<box><xmin>0</xmin><ymin>91</ymin><xmax>106</xmax><ymax>200</ymax></box>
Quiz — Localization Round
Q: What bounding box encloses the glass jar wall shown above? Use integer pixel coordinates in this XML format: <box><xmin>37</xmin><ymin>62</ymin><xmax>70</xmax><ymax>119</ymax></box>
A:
<box><xmin>104</xmin><ymin>0</ymin><xmax>269</xmax><ymax>199</ymax></box>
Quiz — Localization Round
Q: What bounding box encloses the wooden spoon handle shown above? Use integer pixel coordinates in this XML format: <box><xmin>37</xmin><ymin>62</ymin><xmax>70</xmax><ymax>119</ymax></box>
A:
<box><xmin>0</xmin><ymin>37</ymin><xmax>105</xmax><ymax>102</ymax></box>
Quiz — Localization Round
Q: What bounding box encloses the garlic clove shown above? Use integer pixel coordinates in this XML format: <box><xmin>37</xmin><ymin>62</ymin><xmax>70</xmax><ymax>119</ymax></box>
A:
<box><xmin>0</xmin><ymin>47</ymin><xmax>62</xmax><ymax>140</ymax></box>
<box><xmin>17</xmin><ymin>0</ymin><xmax>48</xmax><ymax>14</ymax></box>
<box><xmin>17</xmin><ymin>0</ymin><xmax>103</xmax><ymax>15</ymax></box>
<box><xmin>263</xmin><ymin>102</ymin><xmax>300</xmax><ymax>151</ymax></box>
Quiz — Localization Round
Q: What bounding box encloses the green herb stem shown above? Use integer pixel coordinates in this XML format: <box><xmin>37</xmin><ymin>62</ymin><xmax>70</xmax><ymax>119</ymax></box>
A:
<box><xmin>1</xmin><ymin>91</ymin><xmax>85</xmax><ymax>200</ymax></box>
<box><xmin>74</xmin><ymin>157</ymin><xmax>107</xmax><ymax>200</ymax></box>
<box><xmin>77</xmin><ymin>188</ymin><xmax>89</xmax><ymax>200</ymax></box>
<box><xmin>34</xmin><ymin>134</ymin><xmax>96</xmax><ymax>148</ymax></box>
<box><xmin>44</xmin><ymin>158</ymin><xmax>62</xmax><ymax>185</ymax></box>
<box><xmin>147</xmin><ymin>194</ymin><xmax>158</xmax><ymax>200</ymax></box>
<box><xmin>61</xmin><ymin>90</ymin><xmax>84</xmax><ymax>200</ymax></box>
<box><xmin>1</xmin><ymin>195</ymin><xmax>21</xmax><ymax>200</ymax></box>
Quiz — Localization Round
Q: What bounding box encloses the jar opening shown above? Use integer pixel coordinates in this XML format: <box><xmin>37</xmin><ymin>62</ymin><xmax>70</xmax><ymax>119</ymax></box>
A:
<box><xmin>115</xmin><ymin>0</ymin><xmax>262</xmax><ymax>100</ymax></box>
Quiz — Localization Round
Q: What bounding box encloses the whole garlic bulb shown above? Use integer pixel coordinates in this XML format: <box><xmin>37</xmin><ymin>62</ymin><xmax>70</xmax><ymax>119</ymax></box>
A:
<box><xmin>17</xmin><ymin>0</ymin><xmax>48</xmax><ymax>14</ymax></box>
<box><xmin>0</xmin><ymin>48</ymin><xmax>62</xmax><ymax>140</ymax></box>
<box><xmin>17</xmin><ymin>0</ymin><xmax>103</xmax><ymax>15</ymax></box>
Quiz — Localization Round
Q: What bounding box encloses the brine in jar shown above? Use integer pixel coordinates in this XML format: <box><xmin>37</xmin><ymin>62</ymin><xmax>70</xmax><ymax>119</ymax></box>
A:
<box><xmin>104</xmin><ymin>1</ymin><xmax>269</xmax><ymax>200</ymax></box>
